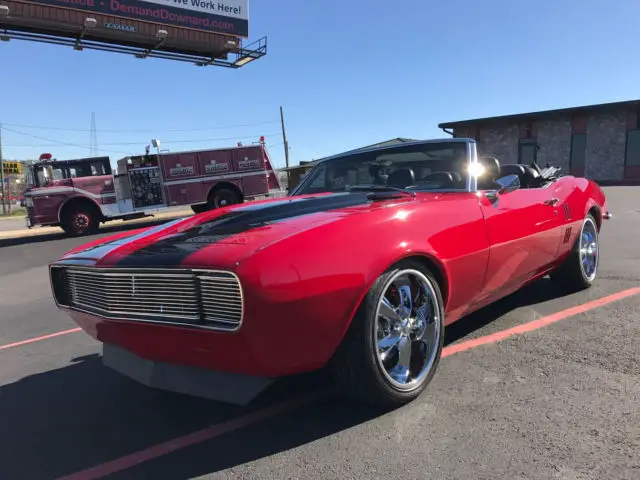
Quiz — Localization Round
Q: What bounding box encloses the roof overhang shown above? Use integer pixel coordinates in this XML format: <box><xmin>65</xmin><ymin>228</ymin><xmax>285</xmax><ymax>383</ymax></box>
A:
<box><xmin>439</xmin><ymin>98</ymin><xmax>640</xmax><ymax>129</ymax></box>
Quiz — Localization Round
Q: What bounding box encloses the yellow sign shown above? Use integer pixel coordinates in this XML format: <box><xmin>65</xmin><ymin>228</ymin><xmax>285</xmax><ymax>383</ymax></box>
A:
<box><xmin>2</xmin><ymin>161</ymin><xmax>22</xmax><ymax>175</ymax></box>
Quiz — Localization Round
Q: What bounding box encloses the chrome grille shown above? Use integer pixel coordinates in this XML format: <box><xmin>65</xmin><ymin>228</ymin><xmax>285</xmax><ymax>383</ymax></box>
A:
<box><xmin>51</xmin><ymin>266</ymin><xmax>243</xmax><ymax>331</ymax></box>
<box><xmin>198</xmin><ymin>273</ymin><xmax>244</xmax><ymax>328</ymax></box>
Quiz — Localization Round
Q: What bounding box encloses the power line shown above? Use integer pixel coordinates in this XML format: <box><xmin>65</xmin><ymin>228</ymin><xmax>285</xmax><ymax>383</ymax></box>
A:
<box><xmin>5</xmin><ymin>134</ymin><xmax>280</xmax><ymax>147</ymax></box>
<box><xmin>0</xmin><ymin>119</ymin><xmax>281</xmax><ymax>133</ymax></box>
<box><xmin>3</xmin><ymin>126</ymin><xmax>279</xmax><ymax>149</ymax></box>
<box><xmin>1</xmin><ymin>126</ymin><xmax>130</xmax><ymax>155</ymax></box>
<box><xmin>100</xmin><ymin>134</ymin><xmax>279</xmax><ymax>146</ymax></box>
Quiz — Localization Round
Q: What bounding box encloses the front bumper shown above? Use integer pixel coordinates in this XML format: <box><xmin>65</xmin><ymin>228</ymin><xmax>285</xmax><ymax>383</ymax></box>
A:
<box><xmin>50</xmin><ymin>262</ymin><xmax>365</xmax><ymax>381</ymax></box>
<box><xmin>103</xmin><ymin>343</ymin><xmax>273</xmax><ymax>405</ymax></box>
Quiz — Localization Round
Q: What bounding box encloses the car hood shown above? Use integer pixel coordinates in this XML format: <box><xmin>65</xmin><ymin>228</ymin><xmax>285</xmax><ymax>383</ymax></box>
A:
<box><xmin>60</xmin><ymin>192</ymin><xmax>419</xmax><ymax>269</ymax></box>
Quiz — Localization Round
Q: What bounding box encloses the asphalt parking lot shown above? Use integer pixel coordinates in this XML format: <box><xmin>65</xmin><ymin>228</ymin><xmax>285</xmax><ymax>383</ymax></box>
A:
<box><xmin>0</xmin><ymin>187</ymin><xmax>638</xmax><ymax>480</ymax></box>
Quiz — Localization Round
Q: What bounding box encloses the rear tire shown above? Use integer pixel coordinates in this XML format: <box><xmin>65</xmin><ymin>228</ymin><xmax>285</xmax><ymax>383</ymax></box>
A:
<box><xmin>208</xmin><ymin>187</ymin><xmax>240</xmax><ymax>209</ymax></box>
<box><xmin>550</xmin><ymin>213</ymin><xmax>599</xmax><ymax>291</ymax></box>
<box><xmin>60</xmin><ymin>203</ymin><xmax>100</xmax><ymax>237</ymax></box>
<box><xmin>330</xmin><ymin>259</ymin><xmax>445</xmax><ymax>408</ymax></box>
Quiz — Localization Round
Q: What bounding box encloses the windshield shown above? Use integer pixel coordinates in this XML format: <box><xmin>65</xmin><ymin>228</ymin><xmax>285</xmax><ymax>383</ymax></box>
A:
<box><xmin>30</xmin><ymin>159</ymin><xmax>111</xmax><ymax>188</ymax></box>
<box><xmin>291</xmin><ymin>141</ymin><xmax>470</xmax><ymax>196</ymax></box>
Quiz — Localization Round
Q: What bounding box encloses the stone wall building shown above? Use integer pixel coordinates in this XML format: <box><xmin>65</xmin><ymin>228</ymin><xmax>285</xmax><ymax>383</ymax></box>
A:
<box><xmin>438</xmin><ymin>99</ymin><xmax>640</xmax><ymax>183</ymax></box>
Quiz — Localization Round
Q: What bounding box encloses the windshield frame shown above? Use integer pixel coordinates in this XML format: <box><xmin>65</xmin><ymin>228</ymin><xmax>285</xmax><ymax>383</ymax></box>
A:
<box><xmin>289</xmin><ymin>138</ymin><xmax>480</xmax><ymax>196</ymax></box>
<box><xmin>29</xmin><ymin>158</ymin><xmax>113</xmax><ymax>188</ymax></box>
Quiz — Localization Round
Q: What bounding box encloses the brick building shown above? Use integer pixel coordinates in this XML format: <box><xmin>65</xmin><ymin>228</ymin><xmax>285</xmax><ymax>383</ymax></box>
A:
<box><xmin>438</xmin><ymin>99</ymin><xmax>640</xmax><ymax>183</ymax></box>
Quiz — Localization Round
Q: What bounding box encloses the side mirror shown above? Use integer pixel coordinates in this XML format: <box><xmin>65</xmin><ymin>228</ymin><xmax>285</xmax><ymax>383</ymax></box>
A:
<box><xmin>483</xmin><ymin>174</ymin><xmax>520</xmax><ymax>203</ymax></box>
<box><xmin>495</xmin><ymin>174</ymin><xmax>520</xmax><ymax>194</ymax></box>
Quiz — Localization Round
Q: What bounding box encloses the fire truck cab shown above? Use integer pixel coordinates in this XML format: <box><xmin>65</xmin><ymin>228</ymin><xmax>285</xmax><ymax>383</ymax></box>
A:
<box><xmin>24</xmin><ymin>154</ymin><xmax>116</xmax><ymax>235</ymax></box>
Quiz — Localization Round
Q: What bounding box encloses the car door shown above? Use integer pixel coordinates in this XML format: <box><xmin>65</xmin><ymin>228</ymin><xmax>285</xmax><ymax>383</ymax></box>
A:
<box><xmin>544</xmin><ymin>179</ymin><xmax>578</xmax><ymax>260</ymax></box>
<box><xmin>476</xmin><ymin>182</ymin><xmax>563</xmax><ymax>302</ymax></box>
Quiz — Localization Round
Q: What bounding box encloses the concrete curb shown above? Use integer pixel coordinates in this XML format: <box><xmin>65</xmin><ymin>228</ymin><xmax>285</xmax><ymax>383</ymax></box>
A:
<box><xmin>0</xmin><ymin>209</ymin><xmax>193</xmax><ymax>241</ymax></box>
<box><xmin>0</xmin><ymin>212</ymin><xmax>27</xmax><ymax>221</ymax></box>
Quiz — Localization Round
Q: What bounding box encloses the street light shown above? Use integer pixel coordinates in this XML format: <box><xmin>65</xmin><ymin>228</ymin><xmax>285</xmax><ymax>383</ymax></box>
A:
<box><xmin>83</xmin><ymin>17</ymin><xmax>97</xmax><ymax>29</ymax></box>
<box><xmin>0</xmin><ymin>5</ymin><xmax>9</xmax><ymax>17</ymax></box>
<box><xmin>151</xmin><ymin>139</ymin><xmax>161</xmax><ymax>158</ymax></box>
<box><xmin>234</xmin><ymin>55</ymin><xmax>256</xmax><ymax>67</ymax></box>
<box><xmin>75</xmin><ymin>17</ymin><xmax>97</xmax><ymax>50</ymax></box>
<box><xmin>156</xmin><ymin>29</ymin><xmax>168</xmax><ymax>40</ymax></box>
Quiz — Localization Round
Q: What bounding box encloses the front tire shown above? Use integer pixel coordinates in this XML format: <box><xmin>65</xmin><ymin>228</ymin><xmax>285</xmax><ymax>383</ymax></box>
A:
<box><xmin>60</xmin><ymin>204</ymin><xmax>100</xmax><ymax>237</ymax></box>
<box><xmin>550</xmin><ymin>213</ymin><xmax>599</xmax><ymax>291</ymax></box>
<box><xmin>331</xmin><ymin>259</ymin><xmax>445</xmax><ymax>408</ymax></box>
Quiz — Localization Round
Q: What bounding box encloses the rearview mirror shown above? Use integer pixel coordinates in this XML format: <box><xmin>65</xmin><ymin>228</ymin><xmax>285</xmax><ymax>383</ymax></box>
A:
<box><xmin>495</xmin><ymin>174</ymin><xmax>520</xmax><ymax>194</ymax></box>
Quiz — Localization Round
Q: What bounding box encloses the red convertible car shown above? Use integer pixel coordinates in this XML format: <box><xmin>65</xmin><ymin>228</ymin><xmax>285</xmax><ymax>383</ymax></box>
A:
<box><xmin>49</xmin><ymin>138</ymin><xmax>611</xmax><ymax>407</ymax></box>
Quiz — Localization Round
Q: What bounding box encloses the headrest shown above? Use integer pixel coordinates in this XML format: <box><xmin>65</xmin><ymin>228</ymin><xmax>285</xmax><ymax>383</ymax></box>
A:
<box><xmin>387</xmin><ymin>168</ymin><xmax>415</xmax><ymax>188</ymax></box>
<box><xmin>479</xmin><ymin>156</ymin><xmax>500</xmax><ymax>176</ymax></box>
<box><xmin>500</xmin><ymin>164</ymin><xmax>527</xmax><ymax>177</ymax></box>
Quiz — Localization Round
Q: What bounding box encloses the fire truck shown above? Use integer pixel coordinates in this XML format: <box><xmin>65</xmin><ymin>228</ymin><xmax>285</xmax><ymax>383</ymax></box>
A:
<box><xmin>23</xmin><ymin>138</ymin><xmax>283</xmax><ymax>236</ymax></box>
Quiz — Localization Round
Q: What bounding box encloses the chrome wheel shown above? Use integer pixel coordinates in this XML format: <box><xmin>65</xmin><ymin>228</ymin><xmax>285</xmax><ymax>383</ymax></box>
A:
<box><xmin>374</xmin><ymin>269</ymin><xmax>441</xmax><ymax>391</ymax></box>
<box><xmin>579</xmin><ymin>217</ymin><xmax>598</xmax><ymax>281</ymax></box>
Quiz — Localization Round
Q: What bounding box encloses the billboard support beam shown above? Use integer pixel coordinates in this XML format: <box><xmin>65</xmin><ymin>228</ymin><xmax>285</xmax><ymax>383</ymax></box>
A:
<box><xmin>135</xmin><ymin>32</ymin><xmax>167</xmax><ymax>59</ymax></box>
<box><xmin>0</xmin><ymin>28</ymin><xmax>267</xmax><ymax>67</ymax></box>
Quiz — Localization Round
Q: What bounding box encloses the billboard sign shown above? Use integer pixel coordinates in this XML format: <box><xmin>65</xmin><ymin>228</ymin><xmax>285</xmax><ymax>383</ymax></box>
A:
<box><xmin>1</xmin><ymin>161</ymin><xmax>23</xmax><ymax>175</ymax></box>
<box><xmin>22</xmin><ymin>0</ymin><xmax>249</xmax><ymax>37</ymax></box>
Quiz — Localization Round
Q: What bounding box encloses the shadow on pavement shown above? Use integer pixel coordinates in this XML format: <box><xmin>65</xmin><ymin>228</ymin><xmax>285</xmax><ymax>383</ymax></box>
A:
<box><xmin>0</xmin><ymin>216</ymin><xmax>186</xmax><ymax>248</ymax></box>
<box><xmin>444</xmin><ymin>277</ymin><xmax>567</xmax><ymax>345</ymax></box>
<box><xmin>0</xmin><ymin>278</ymin><xmax>570</xmax><ymax>480</ymax></box>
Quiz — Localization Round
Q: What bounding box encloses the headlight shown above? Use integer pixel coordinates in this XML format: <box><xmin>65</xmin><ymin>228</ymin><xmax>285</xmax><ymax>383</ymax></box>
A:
<box><xmin>25</xmin><ymin>196</ymin><xmax>34</xmax><ymax>207</ymax></box>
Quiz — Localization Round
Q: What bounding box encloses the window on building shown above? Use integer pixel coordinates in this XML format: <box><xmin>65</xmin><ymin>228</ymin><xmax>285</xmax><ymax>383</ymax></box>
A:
<box><xmin>570</xmin><ymin>133</ymin><xmax>587</xmax><ymax>176</ymax></box>
<box><xmin>518</xmin><ymin>139</ymin><xmax>537</xmax><ymax>164</ymax></box>
<box><xmin>625</xmin><ymin>130</ymin><xmax>640</xmax><ymax>167</ymax></box>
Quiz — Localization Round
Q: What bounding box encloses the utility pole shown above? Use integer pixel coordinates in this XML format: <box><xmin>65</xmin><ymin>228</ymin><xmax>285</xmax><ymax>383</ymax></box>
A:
<box><xmin>0</xmin><ymin>123</ymin><xmax>6</xmax><ymax>216</ymax></box>
<box><xmin>279</xmin><ymin>106</ymin><xmax>290</xmax><ymax>190</ymax></box>
<box><xmin>90</xmin><ymin>111</ymin><xmax>98</xmax><ymax>157</ymax></box>
<box><xmin>6</xmin><ymin>175</ymin><xmax>11</xmax><ymax>216</ymax></box>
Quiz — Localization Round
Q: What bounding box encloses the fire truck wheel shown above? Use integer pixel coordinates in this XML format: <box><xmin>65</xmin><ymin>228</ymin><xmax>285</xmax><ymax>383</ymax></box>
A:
<box><xmin>61</xmin><ymin>204</ymin><xmax>99</xmax><ymax>237</ymax></box>
<box><xmin>209</xmin><ymin>187</ymin><xmax>240</xmax><ymax>209</ymax></box>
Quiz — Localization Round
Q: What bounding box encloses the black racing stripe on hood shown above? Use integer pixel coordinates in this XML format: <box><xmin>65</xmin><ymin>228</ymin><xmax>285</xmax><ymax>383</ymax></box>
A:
<box><xmin>116</xmin><ymin>192</ymin><xmax>373</xmax><ymax>267</ymax></box>
<box><xmin>68</xmin><ymin>218</ymin><xmax>187</xmax><ymax>259</ymax></box>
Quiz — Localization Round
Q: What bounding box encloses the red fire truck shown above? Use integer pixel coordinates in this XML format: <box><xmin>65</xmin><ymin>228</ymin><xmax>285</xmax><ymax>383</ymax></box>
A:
<box><xmin>23</xmin><ymin>139</ymin><xmax>283</xmax><ymax>236</ymax></box>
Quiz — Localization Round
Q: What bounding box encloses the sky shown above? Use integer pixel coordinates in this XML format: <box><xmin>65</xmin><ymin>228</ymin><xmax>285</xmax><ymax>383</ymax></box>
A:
<box><xmin>1</xmin><ymin>0</ymin><xmax>640</xmax><ymax>169</ymax></box>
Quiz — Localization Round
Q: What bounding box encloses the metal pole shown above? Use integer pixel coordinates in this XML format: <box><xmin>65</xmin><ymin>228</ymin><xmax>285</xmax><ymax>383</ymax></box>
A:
<box><xmin>0</xmin><ymin>123</ymin><xmax>6</xmax><ymax>216</ymax></box>
<box><xmin>7</xmin><ymin>175</ymin><xmax>11</xmax><ymax>216</ymax></box>
<box><xmin>279</xmin><ymin>106</ymin><xmax>290</xmax><ymax>191</ymax></box>
<box><xmin>279</xmin><ymin>106</ymin><xmax>290</xmax><ymax>169</ymax></box>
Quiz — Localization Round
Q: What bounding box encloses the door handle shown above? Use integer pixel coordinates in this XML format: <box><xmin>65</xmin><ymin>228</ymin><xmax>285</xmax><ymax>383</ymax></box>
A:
<box><xmin>543</xmin><ymin>197</ymin><xmax>559</xmax><ymax>206</ymax></box>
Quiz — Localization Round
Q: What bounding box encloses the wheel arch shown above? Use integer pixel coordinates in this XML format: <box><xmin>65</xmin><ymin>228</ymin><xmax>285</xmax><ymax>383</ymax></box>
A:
<box><xmin>58</xmin><ymin>195</ymin><xmax>103</xmax><ymax>223</ymax></box>
<box><xmin>207</xmin><ymin>181</ymin><xmax>244</xmax><ymax>204</ymax></box>
<box><xmin>338</xmin><ymin>251</ymin><xmax>451</xmax><ymax>346</ymax></box>
<box><xmin>587</xmin><ymin>204</ymin><xmax>602</xmax><ymax>231</ymax></box>
<box><xmin>393</xmin><ymin>253</ymin><xmax>450</xmax><ymax>310</ymax></box>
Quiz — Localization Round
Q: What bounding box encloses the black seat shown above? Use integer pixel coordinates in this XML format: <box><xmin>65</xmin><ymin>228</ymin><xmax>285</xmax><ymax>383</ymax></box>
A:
<box><xmin>499</xmin><ymin>164</ymin><xmax>538</xmax><ymax>188</ymax></box>
<box><xmin>387</xmin><ymin>167</ymin><xmax>415</xmax><ymax>188</ymax></box>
